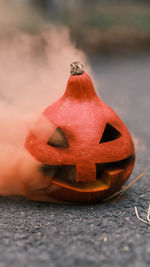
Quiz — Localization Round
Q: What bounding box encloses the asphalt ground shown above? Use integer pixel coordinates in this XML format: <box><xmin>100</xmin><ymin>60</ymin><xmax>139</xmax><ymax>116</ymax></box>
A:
<box><xmin>0</xmin><ymin>55</ymin><xmax>149</xmax><ymax>267</ymax></box>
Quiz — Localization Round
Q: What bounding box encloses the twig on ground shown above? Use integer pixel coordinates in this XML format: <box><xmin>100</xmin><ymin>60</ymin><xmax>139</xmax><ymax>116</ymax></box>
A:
<box><xmin>146</xmin><ymin>205</ymin><xmax>150</xmax><ymax>223</ymax></box>
<box><xmin>135</xmin><ymin>205</ymin><xmax>150</xmax><ymax>225</ymax></box>
<box><xmin>104</xmin><ymin>172</ymin><xmax>147</xmax><ymax>201</ymax></box>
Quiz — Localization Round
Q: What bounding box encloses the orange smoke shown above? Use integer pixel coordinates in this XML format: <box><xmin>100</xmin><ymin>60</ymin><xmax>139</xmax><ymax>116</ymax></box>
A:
<box><xmin>0</xmin><ymin>1</ymin><xmax>89</xmax><ymax>201</ymax></box>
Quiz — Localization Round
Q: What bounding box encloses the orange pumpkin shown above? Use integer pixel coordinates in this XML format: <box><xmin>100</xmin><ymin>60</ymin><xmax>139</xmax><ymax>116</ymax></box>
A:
<box><xmin>25</xmin><ymin>62</ymin><xmax>135</xmax><ymax>203</ymax></box>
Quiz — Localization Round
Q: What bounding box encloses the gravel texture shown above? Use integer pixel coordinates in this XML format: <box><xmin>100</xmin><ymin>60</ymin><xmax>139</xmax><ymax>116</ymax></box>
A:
<box><xmin>0</xmin><ymin>55</ymin><xmax>149</xmax><ymax>267</ymax></box>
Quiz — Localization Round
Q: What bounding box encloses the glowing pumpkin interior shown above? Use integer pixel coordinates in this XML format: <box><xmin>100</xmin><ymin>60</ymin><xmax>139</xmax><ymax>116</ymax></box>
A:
<box><xmin>25</xmin><ymin>62</ymin><xmax>135</xmax><ymax>203</ymax></box>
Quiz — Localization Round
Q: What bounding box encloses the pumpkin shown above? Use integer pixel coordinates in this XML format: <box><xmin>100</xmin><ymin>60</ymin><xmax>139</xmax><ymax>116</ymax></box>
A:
<box><xmin>25</xmin><ymin>62</ymin><xmax>135</xmax><ymax>203</ymax></box>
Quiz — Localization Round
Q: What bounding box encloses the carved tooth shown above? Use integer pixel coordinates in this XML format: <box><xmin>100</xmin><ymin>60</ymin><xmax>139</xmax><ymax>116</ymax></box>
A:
<box><xmin>103</xmin><ymin>168</ymin><xmax>124</xmax><ymax>187</ymax></box>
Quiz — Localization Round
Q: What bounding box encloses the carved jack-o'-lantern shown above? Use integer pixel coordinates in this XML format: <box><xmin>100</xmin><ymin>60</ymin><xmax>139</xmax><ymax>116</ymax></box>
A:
<box><xmin>25</xmin><ymin>62</ymin><xmax>135</xmax><ymax>203</ymax></box>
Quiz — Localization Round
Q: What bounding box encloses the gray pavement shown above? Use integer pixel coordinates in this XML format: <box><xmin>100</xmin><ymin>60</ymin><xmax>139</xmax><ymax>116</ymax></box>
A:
<box><xmin>0</xmin><ymin>55</ymin><xmax>150</xmax><ymax>267</ymax></box>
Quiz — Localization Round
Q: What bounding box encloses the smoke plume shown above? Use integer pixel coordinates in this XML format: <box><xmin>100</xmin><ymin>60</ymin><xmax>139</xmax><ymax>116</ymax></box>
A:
<box><xmin>0</xmin><ymin>0</ymin><xmax>89</xmax><ymax>201</ymax></box>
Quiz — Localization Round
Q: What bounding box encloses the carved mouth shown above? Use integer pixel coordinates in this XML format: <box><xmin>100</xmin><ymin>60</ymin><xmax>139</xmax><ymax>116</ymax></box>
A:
<box><xmin>39</xmin><ymin>155</ymin><xmax>135</xmax><ymax>192</ymax></box>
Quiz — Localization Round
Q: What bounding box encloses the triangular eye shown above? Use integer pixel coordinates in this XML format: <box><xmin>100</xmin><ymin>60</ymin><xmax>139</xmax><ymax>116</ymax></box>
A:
<box><xmin>100</xmin><ymin>123</ymin><xmax>121</xmax><ymax>143</ymax></box>
<box><xmin>47</xmin><ymin>127</ymin><xmax>69</xmax><ymax>148</ymax></box>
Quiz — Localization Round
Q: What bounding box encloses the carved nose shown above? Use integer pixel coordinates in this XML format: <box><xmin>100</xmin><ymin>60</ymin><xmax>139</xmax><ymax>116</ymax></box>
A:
<box><xmin>76</xmin><ymin>163</ymin><xmax>96</xmax><ymax>182</ymax></box>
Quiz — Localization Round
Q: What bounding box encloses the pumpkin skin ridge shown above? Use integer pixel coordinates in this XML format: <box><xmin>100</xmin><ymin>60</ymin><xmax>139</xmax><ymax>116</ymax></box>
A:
<box><xmin>64</xmin><ymin>72</ymin><xmax>97</xmax><ymax>101</ymax></box>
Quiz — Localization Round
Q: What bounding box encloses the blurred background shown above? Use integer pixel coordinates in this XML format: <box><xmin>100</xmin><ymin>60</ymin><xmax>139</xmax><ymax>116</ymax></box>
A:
<box><xmin>1</xmin><ymin>0</ymin><xmax>150</xmax><ymax>54</ymax></box>
<box><xmin>32</xmin><ymin>0</ymin><xmax>150</xmax><ymax>55</ymax></box>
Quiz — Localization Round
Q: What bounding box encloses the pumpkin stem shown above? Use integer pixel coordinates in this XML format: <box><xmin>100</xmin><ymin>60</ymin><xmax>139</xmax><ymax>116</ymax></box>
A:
<box><xmin>70</xmin><ymin>61</ymin><xmax>84</xmax><ymax>75</ymax></box>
